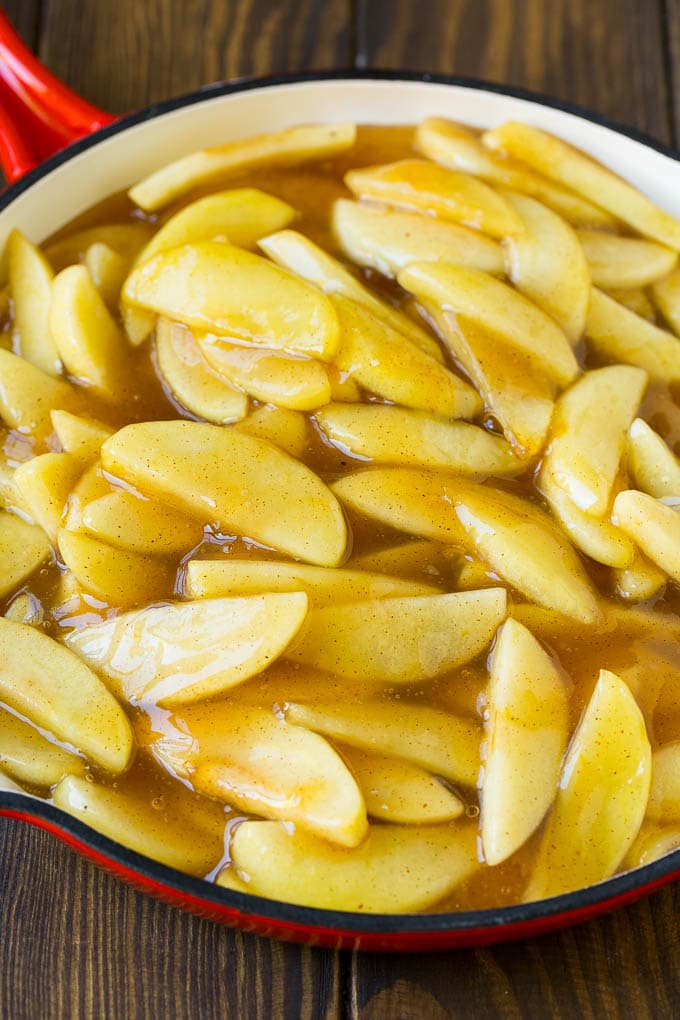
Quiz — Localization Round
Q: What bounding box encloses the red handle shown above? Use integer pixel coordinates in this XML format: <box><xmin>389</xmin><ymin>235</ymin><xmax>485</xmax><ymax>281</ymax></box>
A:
<box><xmin>0</xmin><ymin>9</ymin><xmax>116</xmax><ymax>182</ymax></box>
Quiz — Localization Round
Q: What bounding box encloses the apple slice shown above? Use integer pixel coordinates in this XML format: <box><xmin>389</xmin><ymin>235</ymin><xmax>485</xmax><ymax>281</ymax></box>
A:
<box><xmin>45</xmin><ymin>223</ymin><xmax>153</xmax><ymax>271</ymax></box>
<box><xmin>285</xmin><ymin>589</ymin><xmax>507</xmax><ymax>683</ymax></box>
<box><xmin>542</xmin><ymin>365</ymin><xmax>647</xmax><ymax>515</ymax></box>
<box><xmin>651</xmin><ymin>267</ymin><xmax>680</xmax><ymax>336</ymax></box>
<box><xmin>606</xmin><ymin>286</ymin><xmax>656</xmax><ymax>319</ymax></box>
<box><xmin>8</xmin><ymin>229</ymin><xmax>61</xmax><ymax>376</ymax></box>
<box><xmin>0</xmin><ymin>348</ymin><xmax>78</xmax><ymax>436</ymax></box>
<box><xmin>526</xmin><ymin>669</ymin><xmax>651</xmax><ymax>901</ymax></box>
<box><xmin>586</xmin><ymin>288</ymin><xmax>680</xmax><ymax>383</ymax></box>
<box><xmin>627</xmin><ymin>418</ymin><xmax>680</xmax><ymax>498</ymax></box>
<box><xmin>101</xmin><ymin>420</ymin><xmax>346</xmax><ymax>566</ymax></box>
<box><xmin>142</xmin><ymin>702</ymin><xmax>367</xmax><ymax>847</ymax></box>
<box><xmin>286</xmin><ymin>700</ymin><xmax>481</xmax><ymax>787</ymax></box>
<box><xmin>0</xmin><ymin>511</ymin><xmax>51</xmax><ymax>599</ymax></box>
<box><xmin>235</xmin><ymin>405</ymin><xmax>308</xmax><ymax>458</ymax></box>
<box><xmin>67</xmin><ymin>593</ymin><xmax>308</xmax><ymax>706</ymax></box>
<box><xmin>344</xmin><ymin>159</ymin><xmax>522</xmax><ymax>238</ymax></box>
<box><xmin>57</xmin><ymin>529</ymin><xmax>174</xmax><ymax>607</ymax></box>
<box><xmin>647</xmin><ymin>743</ymin><xmax>680</xmax><ymax>822</ymax></box>
<box><xmin>0</xmin><ymin>706</ymin><xmax>85</xmax><ymax>787</ymax></box>
<box><xmin>50</xmin><ymin>410</ymin><xmax>113</xmax><ymax>463</ymax></box>
<box><xmin>0</xmin><ymin>618</ymin><xmax>133</xmax><ymax>772</ymax></box>
<box><xmin>349</xmin><ymin>539</ymin><xmax>459</xmax><ymax>584</ymax></box>
<box><xmin>624</xmin><ymin>824</ymin><xmax>680</xmax><ymax>869</ymax></box>
<box><xmin>315</xmin><ymin>404</ymin><xmax>517</xmax><ymax>475</ymax></box>
<box><xmin>185</xmin><ymin>559</ymin><xmax>440</xmax><ymax>605</ymax></box>
<box><xmin>84</xmin><ymin>242</ymin><xmax>129</xmax><ymax>308</ymax></box>
<box><xmin>229</xmin><ymin>819</ymin><xmax>478</xmax><ymax>912</ymax></box>
<box><xmin>14</xmin><ymin>452</ymin><xmax>83</xmax><ymax>542</ymax></box>
<box><xmin>331</xmin><ymin>199</ymin><xmax>504</xmax><ymax>277</ymax></box>
<box><xmin>577</xmin><ymin>230</ymin><xmax>677</xmax><ymax>289</ymax></box>
<box><xmin>81</xmin><ymin>490</ymin><xmax>204</xmax><ymax>557</ymax></box>
<box><xmin>612</xmin><ymin>490</ymin><xmax>680</xmax><ymax>584</ymax></box>
<box><xmin>613</xmin><ymin>550</ymin><xmax>667</xmax><ymax>602</ymax></box>
<box><xmin>481</xmin><ymin>619</ymin><xmax>570</xmax><ymax>865</ymax></box>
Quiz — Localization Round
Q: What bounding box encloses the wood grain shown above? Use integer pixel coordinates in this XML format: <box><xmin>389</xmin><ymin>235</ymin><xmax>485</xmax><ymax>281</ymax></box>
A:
<box><xmin>668</xmin><ymin>0</ymin><xmax>680</xmax><ymax>144</ymax></box>
<box><xmin>356</xmin><ymin>0</ymin><xmax>674</xmax><ymax>143</ymax></box>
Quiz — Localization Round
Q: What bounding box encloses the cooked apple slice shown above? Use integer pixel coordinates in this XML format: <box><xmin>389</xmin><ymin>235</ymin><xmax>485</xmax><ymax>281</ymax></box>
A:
<box><xmin>286</xmin><ymin>589</ymin><xmax>506</xmax><ymax>684</ymax></box>
<box><xmin>0</xmin><ymin>512</ymin><xmax>51</xmax><ymax>599</ymax></box>
<box><xmin>332</xmin><ymin>469</ymin><xmax>599</xmax><ymax>623</ymax></box>
<box><xmin>215</xmin><ymin>867</ymin><xmax>252</xmax><ymax>894</ymax></box>
<box><xmin>101</xmin><ymin>421</ymin><xmax>346</xmax><ymax>566</ymax></box>
<box><xmin>328</xmin><ymin>364</ymin><xmax>361</xmax><ymax>402</ymax></box>
<box><xmin>481</xmin><ymin>619</ymin><xmax>570</xmax><ymax>865</ymax></box>
<box><xmin>81</xmin><ymin>490</ymin><xmax>204</xmax><ymax>557</ymax></box>
<box><xmin>398</xmin><ymin>262</ymin><xmax>579</xmax><ymax>388</ymax></box>
<box><xmin>154</xmin><ymin>318</ymin><xmax>248</xmax><ymax>424</ymax></box>
<box><xmin>646</xmin><ymin>743</ymin><xmax>680</xmax><ymax>822</ymax></box>
<box><xmin>8</xmin><ymin>230</ymin><xmax>61</xmax><ymax>376</ymax></box>
<box><xmin>612</xmin><ymin>490</ymin><xmax>680</xmax><ymax>583</ymax></box>
<box><xmin>51</xmin><ymin>410</ymin><xmax>113</xmax><ymax>463</ymax></box>
<box><xmin>315</xmin><ymin>404</ymin><xmax>517</xmax><ymax>475</ymax></box>
<box><xmin>526</xmin><ymin>669</ymin><xmax>651</xmax><ymax>900</ymax></box>
<box><xmin>0</xmin><ymin>348</ymin><xmax>77</xmax><ymax>436</ymax></box>
<box><xmin>197</xmin><ymin>335</ymin><xmax>330</xmax><ymax>411</ymax></box>
<box><xmin>606</xmin><ymin>286</ymin><xmax>656</xmax><ymax>320</ymax></box>
<box><xmin>542</xmin><ymin>366</ymin><xmax>647</xmax><ymax>516</ymax></box>
<box><xmin>62</xmin><ymin>461</ymin><xmax>111</xmax><ymax>531</ymax></box>
<box><xmin>332</xmin><ymin>296</ymin><xmax>480</xmax><ymax>418</ymax></box>
<box><xmin>258</xmin><ymin>228</ymin><xmax>444</xmax><ymax>362</ymax></box>
<box><xmin>339</xmin><ymin>745</ymin><xmax>463</xmax><ymax>824</ymax></box>
<box><xmin>424</xmin><ymin>307</ymin><xmax>554</xmax><ymax>457</ymax></box>
<box><xmin>345</xmin><ymin>159</ymin><xmax>522</xmax><ymax>239</ymax></box>
<box><xmin>414</xmin><ymin>117</ymin><xmax>616</xmax><ymax>228</ymax></box>
<box><xmin>484</xmin><ymin>122</ymin><xmax>680</xmax><ymax>248</ymax></box>
<box><xmin>67</xmin><ymin>593</ymin><xmax>308</xmax><ymax>705</ymax></box>
<box><xmin>627</xmin><ymin>418</ymin><xmax>680</xmax><ymax>498</ymax></box>
<box><xmin>613</xmin><ymin>550</ymin><xmax>666</xmax><ymax>602</ymax></box>
<box><xmin>235</xmin><ymin>405</ymin><xmax>308</xmax><ymax>458</ymax></box>
<box><xmin>57</xmin><ymin>528</ymin><xmax>174</xmax><ymax>607</ymax></box>
<box><xmin>0</xmin><ymin>618</ymin><xmax>133</xmax><ymax>772</ymax></box>
<box><xmin>577</xmin><ymin>230</ymin><xmax>677</xmax><ymax>289</ymax></box>
<box><xmin>349</xmin><ymin>538</ymin><xmax>459</xmax><ymax>584</ymax></box>
<box><xmin>229</xmin><ymin>819</ymin><xmax>478</xmax><ymax>912</ymax></box>
<box><xmin>129</xmin><ymin>122</ymin><xmax>356</xmax><ymax>212</ymax></box>
<box><xmin>84</xmin><ymin>242</ymin><xmax>129</xmax><ymax>308</ymax></box>
<box><xmin>50</xmin><ymin>266</ymin><xmax>128</xmax><ymax>399</ymax></box>
<box><xmin>3</xmin><ymin>591</ymin><xmax>43</xmax><ymax>626</ymax></box>
<box><xmin>186</xmin><ymin>559</ymin><xmax>440</xmax><ymax>605</ymax></box>
<box><xmin>651</xmin><ymin>267</ymin><xmax>680</xmax><ymax>335</ymax></box>
<box><xmin>503</xmin><ymin>192</ymin><xmax>590</xmax><ymax>344</ymax></box>
<box><xmin>123</xmin><ymin>241</ymin><xmax>340</xmax><ymax>360</ymax></box>
<box><xmin>586</xmin><ymin>288</ymin><xmax>680</xmax><ymax>383</ymax></box>
<box><xmin>0</xmin><ymin>770</ymin><xmax>28</xmax><ymax>794</ymax></box>
<box><xmin>45</xmin><ymin>223</ymin><xmax>153</xmax><ymax>271</ymax></box>
<box><xmin>624</xmin><ymin>824</ymin><xmax>680</xmax><ymax>869</ymax></box>
<box><xmin>0</xmin><ymin>444</ymin><xmax>29</xmax><ymax>515</ymax></box>
<box><xmin>53</xmin><ymin>774</ymin><xmax>226</xmax><ymax>875</ymax></box>
<box><xmin>331</xmin><ymin>199</ymin><xmax>504</xmax><ymax>277</ymax></box>
<box><xmin>0</xmin><ymin>707</ymin><xmax>85</xmax><ymax>787</ymax></box>
<box><xmin>14</xmin><ymin>452</ymin><xmax>83</xmax><ymax>542</ymax></box>
<box><xmin>143</xmin><ymin>702</ymin><xmax>367</xmax><ymax>847</ymax></box>
<box><xmin>286</xmin><ymin>700</ymin><xmax>480</xmax><ymax>787</ymax></box>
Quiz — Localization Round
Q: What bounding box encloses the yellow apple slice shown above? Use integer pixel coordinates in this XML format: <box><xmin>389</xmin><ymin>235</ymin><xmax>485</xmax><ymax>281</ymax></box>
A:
<box><xmin>0</xmin><ymin>707</ymin><xmax>85</xmax><ymax>787</ymax></box>
<box><xmin>185</xmin><ymin>559</ymin><xmax>440</xmax><ymax>605</ymax></box>
<box><xmin>612</xmin><ymin>490</ymin><xmax>680</xmax><ymax>583</ymax></box>
<box><xmin>398</xmin><ymin>262</ymin><xmax>579</xmax><ymax>388</ymax></box>
<box><xmin>503</xmin><ymin>192</ymin><xmax>590</xmax><ymax>344</ymax></box>
<box><xmin>526</xmin><ymin>669</ymin><xmax>651</xmax><ymax>900</ymax></box>
<box><xmin>613</xmin><ymin>550</ymin><xmax>666</xmax><ymax>602</ymax></box>
<box><xmin>606</xmin><ymin>286</ymin><xmax>656</xmax><ymax>320</ymax></box>
<box><xmin>542</xmin><ymin>366</ymin><xmax>647</xmax><ymax>515</ymax></box>
<box><xmin>14</xmin><ymin>452</ymin><xmax>82</xmax><ymax>543</ymax></box>
<box><xmin>344</xmin><ymin>159</ymin><xmax>522</xmax><ymax>239</ymax></box>
<box><xmin>50</xmin><ymin>409</ymin><xmax>113</xmax><ymax>463</ymax></box>
<box><xmin>235</xmin><ymin>405</ymin><xmax>308</xmax><ymax>458</ymax></box>
<box><xmin>0</xmin><ymin>511</ymin><xmax>51</xmax><ymax>599</ymax></box>
<box><xmin>229</xmin><ymin>819</ymin><xmax>478</xmax><ymax>912</ymax></box>
<box><xmin>332</xmin><ymin>469</ymin><xmax>599</xmax><ymax>623</ymax></box>
<box><xmin>155</xmin><ymin>318</ymin><xmax>248</xmax><ymax>424</ymax></box>
<box><xmin>651</xmin><ymin>267</ymin><xmax>680</xmax><ymax>335</ymax></box>
<box><xmin>285</xmin><ymin>589</ymin><xmax>506</xmax><ymax>683</ymax></box>
<box><xmin>8</xmin><ymin>230</ymin><xmax>61</xmax><ymax>376</ymax></box>
<box><xmin>102</xmin><ymin>420</ymin><xmax>346</xmax><ymax>566</ymax></box>
<box><xmin>332</xmin><ymin>296</ymin><xmax>480</xmax><ymax>418</ymax></box>
<box><xmin>349</xmin><ymin>538</ymin><xmax>459</xmax><ymax>584</ymax></box>
<box><xmin>0</xmin><ymin>443</ymin><xmax>29</xmax><ymax>515</ymax></box>
<box><xmin>257</xmin><ymin>228</ymin><xmax>444</xmax><ymax>362</ymax></box>
<box><xmin>45</xmin><ymin>223</ymin><xmax>153</xmax><ymax>271</ymax></box>
<box><xmin>53</xmin><ymin>774</ymin><xmax>226</xmax><ymax>875</ymax></box>
<box><xmin>577</xmin><ymin>230</ymin><xmax>677</xmax><ymax>289</ymax></box>
<box><xmin>143</xmin><ymin>701</ymin><xmax>367</xmax><ymax>847</ymax></box>
<box><xmin>3</xmin><ymin>591</ymin><xmax>43</xmax><ymax>626</ymax></box>
<box><xmin>328</xmin><ymin>364</ymin><xmax>361</xmax><ymax>402</ymax></box>
<box><xmin>484</xmin><ymin>122</ymin><xmax>680</xmax><ymax>248</ymax></box>
<box><xmin>414</xmin><ymin>117</ymin><xmax>615</xmax><ymax>228</ymax></box>
<box><xmin>646</xmin><ymin>743</ymin><xmax>680</xmax><ymax>822</ymax></box>
<box><xmin>586</xmin><ymin>288</ymin><xmax>680</xmax><ymax>383</ymax></box>
<box><xmin>0</xmin><ymin>348</ymin><xmax>78</xmax><ymax>435</ymax></box>
<box><xmin>215</xmin><ymin>867</ymin><xmax>252</xmax><ymax>894</ymax></box>
<box><xmin>57</xmin><ymin>528</ymin><xmax>174</xmax><ymax>607</ymax></box>
<box><xmin>123</xmin><ymin>241</ymin><xmax>339</xmax><ymax>360</ymax></box>
<box><xmin>67</xmin><ymin>593</ymin><xmax>308</xmax><ymax>705</ymax></box>
<box><xmin>129</xmin><ymin>122</ymin><xmax>357</xmax><ymax>212</ymax></box>
<box><xmin>624</xmin><ymin>824</ymin><xmax>680</xmax><ymax>869</ymax></box>
<box><xmin>315</xmin><ymin>404</ymin><xmax>517</xmax><ymax>475</ymax></box>
<box><xmin>50</xmin><ymin>266</ymin><xmax>128</xmax><ymax>399</ymax></box>
<box><xmin>0</xmin><ymin>617</ymin><xmax>133</xmax><ymax>772</ymax></box>
<box><xmin>627</xmin><ymin>418</ymin><xmax>680</xmax><ymax>498</ymax></box>
<box><xmin>81</xmin><ymin>490</ymin><xmax>204</xmax><ymax>557</ymax></box>
<box><xmin>331</xmin><ymin>199</ymin><xmax>504</xmax><ymax>277</ymax></box>
<box><xmin>197</xmin><ymin>334</ymin><xmax>330</xmax><ymax>411</ymax></box>
<box><xmin>84</xmin><ymin>242</ymin><xmax>130</xmax><ymax>308</ymax></box>
<box><xmin>286</xmin><ymin>700</ymin><xmax>480</xmax><ymax>787</ymax></box>
<box><xmin>339</xmin><ymin>745</ymin><xmax>464</xmax><ymax>824</ymax></box>
<box><xmin>481</xmin><ymin>619</ymin><xmax>570</xmax><ymax>865</ymax></box>
<box><xmin>62</xmin><ymin>461</ymin><xmax>111</xmax><ymax>531</ymax></box>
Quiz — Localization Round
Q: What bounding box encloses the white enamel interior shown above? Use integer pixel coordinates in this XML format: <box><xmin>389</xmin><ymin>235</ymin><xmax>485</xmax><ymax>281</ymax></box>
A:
<box><xmin>1</xmin><ymin>78</ymin><xmax>679</xmax><ymax>249</ymax></box>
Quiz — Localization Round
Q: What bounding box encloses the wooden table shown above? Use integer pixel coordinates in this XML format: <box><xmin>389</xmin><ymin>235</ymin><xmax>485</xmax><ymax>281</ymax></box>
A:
<box><xmin>1</xmin><ymin>2</ymin><xmax>680</xmax><ymax>1016</ymax></box>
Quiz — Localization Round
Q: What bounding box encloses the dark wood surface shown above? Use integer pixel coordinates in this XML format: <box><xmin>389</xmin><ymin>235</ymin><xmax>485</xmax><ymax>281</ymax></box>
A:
<box><xmin>1</xmin><ymin>2</ymin><xmax>680</xmax><ymax>1017</ymax></box>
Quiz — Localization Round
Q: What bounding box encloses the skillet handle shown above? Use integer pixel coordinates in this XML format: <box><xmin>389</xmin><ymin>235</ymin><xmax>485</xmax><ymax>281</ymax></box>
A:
<box><xmin>0</xmin><ymin>10</ymin><xmax>116</xmax><ymax>182</ymax></box>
